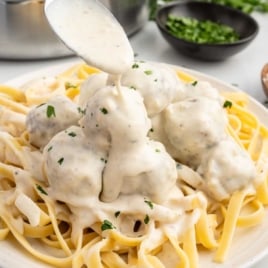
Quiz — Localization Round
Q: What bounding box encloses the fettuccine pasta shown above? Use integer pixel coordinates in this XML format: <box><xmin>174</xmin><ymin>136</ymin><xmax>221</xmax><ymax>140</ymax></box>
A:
<box><xmin>0</xmin><ymin>62</ymin><xmax>267</xmax><ymax>268</ymax></box>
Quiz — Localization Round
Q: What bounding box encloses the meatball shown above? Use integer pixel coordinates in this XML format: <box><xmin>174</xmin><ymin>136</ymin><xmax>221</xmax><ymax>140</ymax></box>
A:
<box><xmin>197</xmin><ymin>138</ymin><xmax>256</xmax><ymax>201</ymax></box>
<box><xmin>164</xmin><ymin>96</ymin><xmax>227</xmax><ymax>168</ymax></box>
<box><xmin>175</xmin><ymin>80</ymin><xmax>222</xmax><ymax>102</ymax></box>
<box><xmin>121</xmin><ymin>61</ymin><xmax>185</xmax><ymax>116</ymax></box>
<box><xmin>79</xmin><ymin>85</ymin><xmax>151</xmax><ymax>150</ymax></box>
<box><xmin>43</xmin><ymin>126</ymin><xmax>106</xmax><ymax>205</ymax></box>
<box><xmin>26</xmin><ymin>95</ymin><xmax>81</xmax><ymax>148</ymax></box>
<box><xmin>78</xmin><ymin>72</ymin><xmax>108</xmax><ymax>109</ymax></box>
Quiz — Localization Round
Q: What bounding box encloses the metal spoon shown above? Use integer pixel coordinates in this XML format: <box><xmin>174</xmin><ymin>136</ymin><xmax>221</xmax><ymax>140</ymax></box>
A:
<box><xmin>44</xmin><ymin>0</ymin><xmax>134</xmax><ymax>75</ymax></box>
<box><xmin>261</xmin><ymin>63</ymin><xmax>268</xmax><ymax>98</ymax></box>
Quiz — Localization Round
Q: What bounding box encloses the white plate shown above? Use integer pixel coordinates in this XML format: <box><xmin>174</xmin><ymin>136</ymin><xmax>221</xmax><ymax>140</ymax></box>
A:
<box><xmin>1</xmin><ymin>61</ymin><xmax>268</xmax><ymax>268</ymax></box>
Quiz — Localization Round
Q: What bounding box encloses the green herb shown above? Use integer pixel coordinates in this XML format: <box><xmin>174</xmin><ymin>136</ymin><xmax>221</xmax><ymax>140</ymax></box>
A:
<box><xmin>144</xmin><ymin>214</ymin><xmax>150</xmax><ymax>224</ymax></box>
<box><xmin>100</xmin><ymin>158</ymin><xmax>108</xmax><ymax>164</ymax></box>
<box><xmin>46</xmin><ymin>105</ymin><xmax>56</xmax><ymax>118</ymax></box>
<box><xmin>68</xmin><ymin>132</ymin><xmax>77</xmax><ymax>137</ymax></box>
<box><xmin>149</xmin><ymin>0</ymin><xmax>174</xmax><ymax>20</ymax></box>
<box><xmin>192</xmin><ymin>81</ymin><xmax>198</xmax><ymax>86</ymax></box>
<box><xmin>144</xmin><ymin>200</ymin><xmax>154</xmax><ymax>209</ymax></box>
<box><xmin>132</xmin><ymin>63</ymin><xmax>139</xmax><ymax>69</ymax></box>
<box><xmin>101</xmin><ymin>220</ymin><xmax>115</xmax><ymax>231</ymax></box>
<box><xmin>166</xmin><ymin>15</ymin><xmax>239</xmax><ymax>44</ymax></box>
<box><xmin>65</xmin><ymin>82</ymin><xmax>77</xmax><ymax>89</ymax></box>
<box><xmin>149</xmin><ymin>0</ymin><xmax>158</xmax><ymax>20</ymax></box>
<box><xmin>223</xmin><ymin>100</ymin><xmax>233</xmax><ymax>108</ymax></box>
<box><xmin>144</xmin><ymin>70</ymin><xmax>153</xmax><ymax>75</ymax></box>
<box><xmin>47</xmin><ymin>146</ymin><xmax>53</xmax><ymax>152</ymax></box>
<box><xmin>130</xmin><ymin>86</ymin><xmax>137</xmax><ymax>90</ymax></box>
<box><xmin>201</xmin><ymin>0</ymin><xmax>268</xmax><ymax>13</ymax></box>
<box><xmin>100</xmin><ymin>107</ymin><xmax>108</xmax><ymax>115</ymax></box>
<box><xmin>114</xmin><ymin>211</ymin><xmax>121</xmax><ymax>218</ymax></box>
<box><xmin>36</xmin><ymin>184</ymin><xmax>48</xmax><ymax>195</ymax></box>
<box><xmin>155</xmin><ymin>149</ymin><xmax>161</xmax><ymax>153</ymax></box>
<box><xmin>77</xmin><ymin>107</ymin><xmax>86</xmax><ymax>115</ymax></box>
<box><xmin>58</xmin><ymin>157</ymin><xmax>64</xmax><ymax>165</ymax></box>
<box><xmin>150</xmin><ymin>128</ymin><xmax>154</xmax><ymax>132</ymax></box>
<box><xmin>133</xmin><ymin>220</ymin><xmax>142</xmax><ymax>232</ymax></box>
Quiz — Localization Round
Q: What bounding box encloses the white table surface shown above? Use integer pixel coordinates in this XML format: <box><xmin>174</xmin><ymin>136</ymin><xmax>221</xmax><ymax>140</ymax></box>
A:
<box><xmin>0</xmin><ymin>10</ymin><xmax>268</xmax><ymax>268</ymax></box>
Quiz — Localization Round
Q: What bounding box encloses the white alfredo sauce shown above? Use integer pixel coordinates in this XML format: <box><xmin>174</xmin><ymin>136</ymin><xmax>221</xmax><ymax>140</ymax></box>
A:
<box><xmin>45</xmin><ymin>0</ymin><xmax>134</xmax><ymax>75</ymax></box>
<box><xmin>20</xmin><ymin>0</ymin><xmax>258</xmax><ymax>256</ymax></box>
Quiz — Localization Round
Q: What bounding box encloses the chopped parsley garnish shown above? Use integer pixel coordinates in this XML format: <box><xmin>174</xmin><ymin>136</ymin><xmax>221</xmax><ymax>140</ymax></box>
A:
<box><xmin>144</xmin><ymin>199</ymin><xmax>154</xmax><ymax>209</ymax></box>
<box><xmin>200</xmin><ymin>0</ymin><xmax>268</xmax><ymax>14</ymax></box>
<box><xmin>144</xmin><ymin>214</ymin><xmax>150</xmax><ymax>224</ymax></box>
<box><xmin>114</xmin><ymin>211</ymin><xmax>121</xmax><ymax>218</ymax></box>
<box><xmin>192</xmin><ymin>81</ymin><xmax>198</xmax><ymax>86</ymax></box>
<box><xmin>65</xmin><ymin>82</ymin><xmax>77</xmax><ymax>89</ymax></box>
<box><xmin>130</xmin><ymin>86</ymin><xmax>136</xmax><ymax>90</ymax></box>
<box><xmin>166</xmin><ymin>15</ymin><xmax>239</xmax><ymax>44</ymax></box>
<box><xmin>100</xmin><ymin>158</ymin><xmax>108</xmax><ymax>164</ymax></box>
<box><xmin>223</xmin><ymin>100</ymin><xmax>233</xmax><ymax>108</ymax></box>
<box><xmin>155</xmin><ymin>149</ymin><xmax>161</xmax><ymax>153</ymax></box>
<box><xmin>58</xmin><ymin>157</ymin><xmax>64</xmax><ymax>165</ymax></box>
<box><xmin>133</xmin><ymin>220</ymin><xmax>142</xmax><ymax>232</ymax></box>
<box><xmin>46</xmin><ymin>105</ymin><xmax>56</xmax><ymax>118</ymax></box>
<box><xmin>101</xmin><ymin>220</ymin><xmax>115</xmax><ymax>231</ymax></box>
<box><xmin>47</xmin><ymin>146</ymin><xmax>53</xmax><ymax>152</ymax></box>
<box><xmin>132</xmin><ymin>63</ymin><xmax>139</xmax><ymax>69</ymax></box>
<box><xmin>100</xmin><ymin>107</ymin><xmax>108</xmax><ymax>115</ymax></box>
<box><xmin>77</xmin><ymin>107</ymin><xmax>86</xmax><ymax>115</ymax></box>
<box><xmin>68</xmin><ymin>132</ymin><xmax>77</xmax><ymax>137</ymax></box>
<box><xmin>36</xmin><ymin>184</ymin><xmax>48</xmax><ymax>195</ymax></box>
<box><xmin>144</xmin><ymin>70</ymin><xmax>153</xmax><ymax>75</ymax></box>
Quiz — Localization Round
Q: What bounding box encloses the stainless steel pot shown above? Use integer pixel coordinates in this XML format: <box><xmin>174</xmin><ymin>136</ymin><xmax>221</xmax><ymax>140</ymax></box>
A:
<box><xmin>0</xmin><ymin>0</ymin><xmax>148</xmax><ymax>60</ymax></box>
<box><xmin>101</xmin><ymin>0</ymin><xmax>149</xmax><ymax>36</ymax></box>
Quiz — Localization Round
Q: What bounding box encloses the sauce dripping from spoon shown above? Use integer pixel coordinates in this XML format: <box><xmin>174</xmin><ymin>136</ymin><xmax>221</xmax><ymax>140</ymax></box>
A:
<box><xmin>44</xmin><ymin>0</ymin><xmax>134</xmax><ymax>76</ymax></box>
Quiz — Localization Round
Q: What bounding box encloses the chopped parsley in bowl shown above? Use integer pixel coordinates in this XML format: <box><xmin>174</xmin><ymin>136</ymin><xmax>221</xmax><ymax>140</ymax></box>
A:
<box><xmin>165</xmin><ymin>16</ymin><xmax>240</xmax><ymax>44</ymax></box>
<box><xmin>155</xmin><ymin>1</ymin><xmax>259</xmax><ymax>61</ymax></box>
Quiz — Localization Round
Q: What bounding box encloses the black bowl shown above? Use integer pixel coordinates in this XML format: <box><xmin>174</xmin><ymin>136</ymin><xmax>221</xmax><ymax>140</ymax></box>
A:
<box><xmin>155</xmin><ymin>1</ymin><xmax>259</xmax><ymax>61</ymax></box>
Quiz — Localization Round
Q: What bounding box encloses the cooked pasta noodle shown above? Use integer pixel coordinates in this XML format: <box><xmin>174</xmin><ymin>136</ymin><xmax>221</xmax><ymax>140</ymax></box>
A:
<box><xmin>0</xmin><ymin>62</ymin><xmax>267</xmax><ymax>268</ymax></box>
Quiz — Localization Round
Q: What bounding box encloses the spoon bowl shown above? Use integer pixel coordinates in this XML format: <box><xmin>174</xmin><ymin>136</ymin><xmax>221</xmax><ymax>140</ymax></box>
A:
<box><xmin>44</xmin><ymin>0</ymin><xmax>134</xmax><ymax>74</ymax></box>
